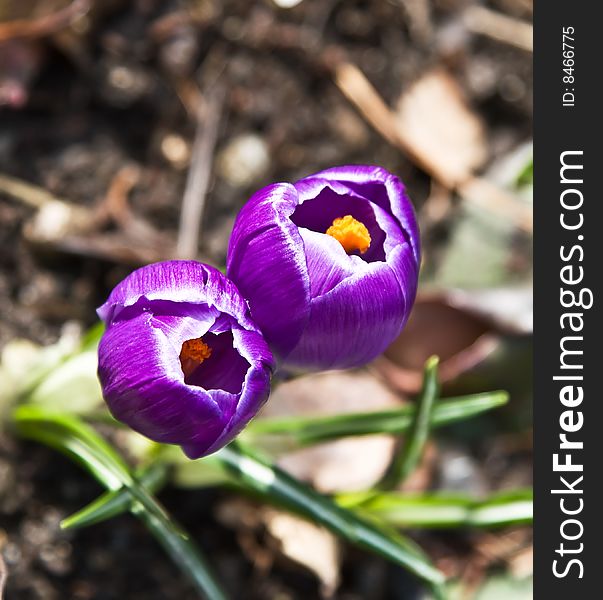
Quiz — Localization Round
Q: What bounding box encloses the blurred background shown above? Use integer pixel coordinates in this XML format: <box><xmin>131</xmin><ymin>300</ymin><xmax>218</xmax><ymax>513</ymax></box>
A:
<box><xmin>0</xmin><ymin>0</ymin><xmax>532</xmax><ymax>598</ymax></box>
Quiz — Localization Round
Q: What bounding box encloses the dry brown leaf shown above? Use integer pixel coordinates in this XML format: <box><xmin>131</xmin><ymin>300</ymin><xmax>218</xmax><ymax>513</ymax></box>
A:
<box><xmin>215</xmin><ymin>498</ymin><xmax>341</xmax><ymax>597</ymax></box>
<box><xmin>262</xmin><ymin>370</ymin><xmax>402</xmax><ymax>493</ymax></box>
<box><xmin>374</xmin><ymin>289</ymin><xmax>532</xmax><ymax>395</ymax></box>
<box><xmin>334</xmin><ymin>62</ymin><xmax>530</xmax><ymax>231</ymax></box>
<box><xmin>263</xmin><ymin>508</ymin><xmax>341</xmax><ymax>597</ymax></box>
<box><xmin>376</xmin><ymin>293</ymin><xmax>493</xmax><ymax>393</ymax></box>
<box><xmin>475</xmin><ymin>529</ymin><xmax>532</xmax><ymax>564</ymax></box>
<box><xmin>394</xmin><ymin>68</ymin><xmax>487</xmax><ymax>187</ymax></box>
<box><xmin>507</xmin><ymin>544</ymin><xmax>533</xmax><ymax>579</ymax></box>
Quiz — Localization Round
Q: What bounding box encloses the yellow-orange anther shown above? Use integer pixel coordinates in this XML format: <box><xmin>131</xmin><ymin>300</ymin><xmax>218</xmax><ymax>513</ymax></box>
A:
<box><xmin>180</xmin><ymin>337</ymin><xmax>212</xmax><ymax>378</ymax></box>
<box><xmin>325</xmin><ymin>215</ymin><xmax>371</xmax><ymax>254</ymax></box>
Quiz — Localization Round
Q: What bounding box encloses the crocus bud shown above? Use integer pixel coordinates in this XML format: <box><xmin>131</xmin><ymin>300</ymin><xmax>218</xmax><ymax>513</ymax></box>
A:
<box><xmin>227</xmin><ymin>165</ymin><xmax>420</xmax><ymax>371</ymax></box>
<box><xmin>97</xmin><ymin>261</ymin><xmax>274</xmax><ymax>458</ymax></box>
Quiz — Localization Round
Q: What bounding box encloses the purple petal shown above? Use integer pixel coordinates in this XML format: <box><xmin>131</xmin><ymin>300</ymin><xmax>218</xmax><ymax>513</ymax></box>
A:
<box><xmin>97</xmin><ymin>259</ymin><xmax>275</xmax><ymax>457</ymax></box>
<box><xmin>98</xmin><ymin>312</ymin><xmax>225</xmax><ymax>447</ymax></box>
<box><xmin>227</xmin><ymin>183</ymin><xmax>311</xmax><ymax>360</ymax></box>
<box><xmin>97</xmin><ymin>261</ymin><xmax>251</xmax><ymax>328</ymax></box>
<box><xmin>185</xmin><ymin>330</ymin><xmax>250</xmax><ymax>394</ymax></box>
<box><xmin>291</xmin><ymin>184</ymin><xmax>386</xmax><ymax>262</ymax></box>
<box><xmin>99</xmin><ymin>310</ymin><xmax>273</xmax><ymax>457</ymax></box>
<box><xmin>231</xmin><ymin>328</ymin><xmax>276</xmax><ymax>374</ymax></box>
<box><xmin>385</xmin><ymin>242</ymin><xmax>419</xmax><ymax>315</ymax></box>
<box><xmin>183</xmin><ymin>360</ymin><xmax>271</xmax><ymax>458</ymax></box>
<box><xmin>297</xmin><ymin>228</ymin><xmax>363</xmax><ymax>297</ymax></box>
<box><xmin>182</xmin><ymin>328</ymin><xmax>273</xmax><ymax>457</ymax></box>
<box><xmin>296</xmin><ymin>165</ymin><xmax>421</xmax><ymax>266</ymax></box>
<box><xmin>294</xmin><ymin>167</ymin><xmax>420</xmax><ymax>316</ymax></box>
<box><xmin>285</xmin><ymin>262</ymin><xmax>408</xmax><ymax>370</ymax></box>
<box><xmin>297</xmin><ymin>224</ymin><xmax>417</xmax><ymax>324</ymax></box>
<box><xmin>151</xmin><ymin>311</ymin><xmax>219</xmax><ymax>353</ymax></box>
<box><xmin>293</xmin><ymin>178</ymin><xmax>411</xmax><ymax>260</ymax></box>
<box><xmin>293</xmin><ymin>175</ymin><xmax>418</xmax><ymax>306</ymax></box>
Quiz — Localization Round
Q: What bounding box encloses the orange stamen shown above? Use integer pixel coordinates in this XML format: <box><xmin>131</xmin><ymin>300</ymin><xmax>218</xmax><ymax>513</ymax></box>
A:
<box><xmin>180</xmin><ymin>337</ymin><xmax>212</xmax><ymax>378</ymax></box>
<box><xmin>325</xmin><ymin>215</ymin><xmax>371</xmax><ymax>254</ymax></box>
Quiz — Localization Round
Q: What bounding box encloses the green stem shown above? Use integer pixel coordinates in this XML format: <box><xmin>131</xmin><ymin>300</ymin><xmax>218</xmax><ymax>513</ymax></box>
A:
<box><xmin>379</xmin><ymin>356</ymin><xmax>440</xmax><ymax>490</ymax></box>
<box><xmin>128</xmin><ymin>485</ymin><xmax>227</xmax><ymax>600</ymax></box>
<box><xmin>216</xmin><ymin>442</ymin><xmax>446</xmax><ymax>595</ymax></box>
<box><xmin>337</xmin><ymin>489</ymin><xmax>533</xmax><ymax>529</ymax></box>
<box><xmin>62</xmin><ymin>463</ymin><xmax>168</xmax><ymax>530</ymax></box>
<box><xmin>243</xmin><ymin>390</ymin><xmax>507</xmax><ymax>451</ymax></box>
<box><xmin>12</xmin><ymin>407</ymin><xmax>227</xmax><ymax>600</ymax></box>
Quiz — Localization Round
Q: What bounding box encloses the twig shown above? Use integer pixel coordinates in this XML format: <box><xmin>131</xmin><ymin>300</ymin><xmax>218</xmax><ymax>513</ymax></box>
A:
<box><xmin>102</xmin><ymin>165</ymin><xmax>141</xmax><ymax>227</ymax></box>
<box><xmin>398</xmin><ymin>0</ymin><xmax>433</xmax><ymax>45</ymax></box>
<box><xmin>464</xmin><ymin>6</ymin><xmax>533</xmax><ymax>52</ymax></box>
<box><xmin>0</xmin><ymin>165</ymin><xmax>175</xmax><ymax>265</ymax></box>
<box><xmin>334</xmin><ymin>61</ymin><xmax>466</xmax><ymax>186</ymax></box>
<box><xmin>55</xmin><ymin>234</ymin><xmax>173</xmax><ymax>266</ymax></box>
<box><xmin>4</xmin><ymin>167</ymin><xmax>172</xmax><ymax>265</ymax></box>
<box><xmin>0</xmin><ymin>172</ymin><xmax>68</xmax><ymax>209</ymax></box>
<box><xmin>176</xmin><ymin>85</ymin><xmax>224</xmax><ymax>259</ymax></box>
<box><xmin>0</xmin><ymin>0</ymin><xmax>91</xmax><ymax>43</ymax></box>
<box><xmin>98</xmin><ymin>165</ymin><xmax>176</xmax><ymax>260</ymax></box>
<box><xmin>172</xmin><ymin>78</ymin><xmax>207</xmax><ymax>121</ymax></box>
<box><xmin>333</xmin><ymin>61</ymin><xmax>532</xmax><ymax>232</ymax></box>
<box><xmin>334</xmin><ymin>61</ymin><xmax>402</xmax><ymax>150</ymax></box>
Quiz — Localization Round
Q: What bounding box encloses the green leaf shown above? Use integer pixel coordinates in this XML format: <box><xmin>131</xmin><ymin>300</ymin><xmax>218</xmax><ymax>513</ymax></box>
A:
<box><xmin>62</xmin><ymin>463</ymin><xmax>169</xmax><ymax>529</ymax></box>
<box><xmin>67</xmin><ymin>388</ymin><xmax>510</xmax><ymax>538</ymax></box>
<box><xmin>12</xmin><ymin>406</ymin><xmax>227</xmax><ymax>600</ymax></box>
<box><xmin>215</xmin><ymin>442</ymin><xmax>446</xmax><ymax>596</ymax></box>
<box><xmin>379</xmin><ymin>356</ymin><xmax>440</xmax><ymax>489</ymax></box>
<box><xmin>13</xmin><ymin>405</ymin><xmax>131</xmax><ymax>490</ymax></box>
<box><xmin>338</xmin><ymin>489</ymin><xmax>533</xmax><ymax>529</ymax></box>
<box><xmin>243</xmin><ymin>388</ymin><xmax>507</xmax><ymax>452</ymax></box>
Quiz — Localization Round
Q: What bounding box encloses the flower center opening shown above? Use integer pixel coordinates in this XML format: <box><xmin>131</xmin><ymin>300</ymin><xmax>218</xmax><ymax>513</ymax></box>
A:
<box><xmin>180</xmin><ymin>337</ymin><xmax>212</xmax><ymax>379</ymax></box>
<box><xmin>325</xmin><ymin>215</ymin><xmax>371</xmax><ymax>254</ymax></box>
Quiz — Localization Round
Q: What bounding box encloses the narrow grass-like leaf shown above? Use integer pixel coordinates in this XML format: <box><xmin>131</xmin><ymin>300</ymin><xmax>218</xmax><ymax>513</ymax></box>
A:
<box><xmin>338</xmin><ymin>489</ymin><xmax>533</xmax><ymax>529</ymax></box>
<box><xmin>379</xmin><ymin>356</ymin><xmax>440</xmax><ymax>489</ymax></box>
<box><xmin>62</xmin><ymin>463</ymin><xmax>169</xmax><ymax>530</ymax></box>
<box><xmin>243</xmin><ymin>390</ymin><xmax>508</xmax><ymax>451</ymax></box>
<box><xmin>216</xmin><ymin>442</ymin><xmax>446</xmax><ymax>597</ymax></box>
<box><xmin>62</xmin><ymin>390</ymin><xmax>510</xmax><ymax>530</ymax></box>
<box><xmin>13</xmin><ymin>405</ymin><xmax>131</xmax><ymax>489</ymax></box>
<box><xmin>12</xmin><ymin>407</ymin><xmax>227</xmax><ymax>600</ymax></box>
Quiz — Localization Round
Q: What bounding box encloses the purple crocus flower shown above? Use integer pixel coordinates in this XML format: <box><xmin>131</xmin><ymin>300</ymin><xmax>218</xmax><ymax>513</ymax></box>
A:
<box><xmin>97</xmin><ymin>261</ymin><xmax>274</xmax><ymax>458</ymax></box>
<box><xmin>227</xmin><ymin>165</ymin><xmax>420</xmax><ymax>371</ymax></box>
